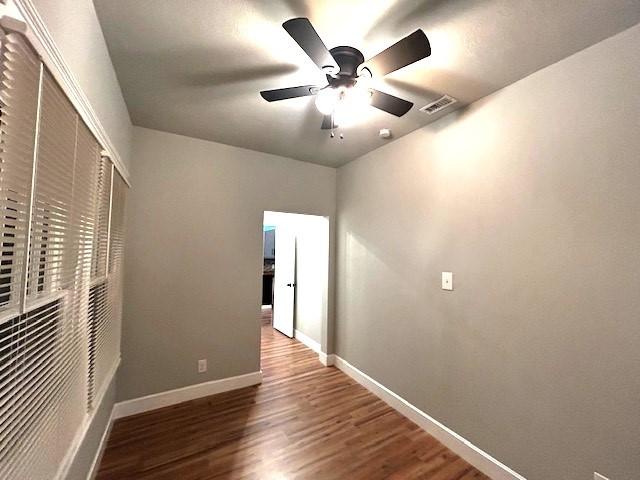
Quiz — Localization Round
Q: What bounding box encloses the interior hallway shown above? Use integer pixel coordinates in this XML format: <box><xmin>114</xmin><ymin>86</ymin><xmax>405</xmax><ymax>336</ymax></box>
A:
<box><xmin>96</xmin><ymin>308</ymin><xmax>490</xmax><ymax>479</ymax></box>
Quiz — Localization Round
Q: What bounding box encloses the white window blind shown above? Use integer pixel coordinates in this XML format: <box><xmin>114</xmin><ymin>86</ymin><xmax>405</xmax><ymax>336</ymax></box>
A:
<box><xmin>16</xmin><ymin>67</ymin><xmax>87</xmax><ymax>479</ymax></box>
<box><xmin>91</xmin><ymin>156</ymin><xmax>111</xmax><ymax>280</ymax></box>
<box><xmin>0</xmin><ymin>28</ymin><xmax>48</xmax><ymax>479</ymax></box>
<box><xmin>0</xmin><ymin>29</ymin><xmax>39</xmax><ymax>317</ymax></box>
<box><xmin>26</xmin><ymin>69</ymin><xmax>78</xmax><ymax>302</ymax></box>
<box><xmin>90</xmin><ymin>170</ymin><xmax>126</xmax><ymax>405</ymax></box>
<box><xmin>108</xmin><ymin>170</ymin><xmax>126</xmax><ymax>276</ymax></box>
<box><xmin>74</xmin><ymin>121</ymin><xmax>102</xmax><ymax>411</ymax></box>
<box><xmin>0</xmin><ymin>24</ymin><xmax>128</xmax><ymax>480</ymax></box>
<box><xmin>87</xmin><ymin>155</ymin><xmax>112</xmax><ymax>409</ymax></box>
<box><xmin>87</xmin><ymin>279</ymin><xmax>109</xmax><ymax>409</ymax></box>
<box><xmin>74</xmin><ymin>121</ymin><xmax>100</xmax><ymax>291</ymax></box>
<box><xmin>0</xmin><ymin>298</ymin><xmax>66</xmax><ymax>479</ymax></box>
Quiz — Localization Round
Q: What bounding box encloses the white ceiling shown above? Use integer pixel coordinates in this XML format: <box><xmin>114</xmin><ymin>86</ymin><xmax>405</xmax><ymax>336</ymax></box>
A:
<box><xmin>94</xmin><ymin>0</ymin><xmax>640</xmax><ymax>167</ymax></box>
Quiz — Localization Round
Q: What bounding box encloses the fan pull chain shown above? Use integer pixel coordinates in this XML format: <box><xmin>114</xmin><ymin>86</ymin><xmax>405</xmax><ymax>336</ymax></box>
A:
<box><xmin>329</xmin><ymin>113</ymin><xmax>344</xmax><ymax>139</ymax></box>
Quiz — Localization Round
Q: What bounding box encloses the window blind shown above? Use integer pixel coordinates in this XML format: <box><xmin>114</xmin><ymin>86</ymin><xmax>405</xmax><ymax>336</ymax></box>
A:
<box><xmin>26</xmin><ymin>69</ymin><xmax>78</xmax><ymax>302</ymax></box>
<box><xmin>91</xmin><ymin>170</ymin><xmax>126</xmax><ymax>403</ymax></box>
<box><xmin>91</xmin><ymin>156</ymin><xmax>111</xmax><ymax>280</ymax></box>
<box><xmin>108</xmin><ymin>170</ymin><xmax>126</xmax><ymax>276</ymax></box>
<box><xmin>0</xmin><ymin>29</ymin><xmax>39</xmax><ymax>317</ymax></box>
<box><xmin>15</xmin><ymin>67</ymin><xmax>88</xmax><ymax>479</ymax></box>
<box><xmin>87</xmin><ymin>155</ymin><xmax>113</xmax><ymax>408</ymax></box>
<box><xmin>0</xmin><ymin>299</ymin><xmax>66</xmax><ymax>479</ymax></box>
<box><xmin>0</xmin><ymin>29</ymin><xmax>52</xmax><ymax>479</ymax></box>
<box><xmin>73</xmin><ymin>121</ymin><xmax>100</xmax><ymax>290</ymax></box>
<box><xmin>74</xmin><ymin>121</ymin><xmax>101</xmax><ymax>411</ymax></box>
<box><xmin>87</xmin><ymin>279</ymin><xmax>109</xmax><ymax>409</ymax></box>
<box><xmin>0</xmin><ymin>24</ymin><xmax>128</xmax><ymax>480</ymax></box>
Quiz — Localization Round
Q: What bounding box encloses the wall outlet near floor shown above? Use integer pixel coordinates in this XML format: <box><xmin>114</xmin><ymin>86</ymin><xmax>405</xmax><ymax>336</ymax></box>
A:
<box><xmin>594</xmin><ymin>473</ymin><xmax>609</xmax><ymax>480</ymax></box>
<box><xmin>442</xmin><ymin>272</ymin><xmax>453</xmax><ymax>291</ymax></box>
<box><xmin>198</xmin><ymin>359</ymin><xmax>207</xmax><ymax>373</ymax></box>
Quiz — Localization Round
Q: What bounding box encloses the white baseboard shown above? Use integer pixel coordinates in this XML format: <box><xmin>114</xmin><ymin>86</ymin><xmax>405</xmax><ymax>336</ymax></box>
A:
<box><xmin>319</xmin><ymin>351</ymin><xmax>334</xmax><ymax>366</ymax></box>
<box><xmin>113</xmin><ymin>371</ymin><xmax>263</xmax><ymax>419</ymax></box>
<box><xmin>332</xmin><ymin>355</ymin><xmax>526</xmax><ymax>480</ymax></box>
<box><xmin>294</xmin><ymin>329</ymin><xmax>321</xmax><ymax>353</ymax></box>
<box><xmin>87</xmin><ymin>408</ymin><xmax>115</xmax><ymax>480</ymax></box>
<box><xmin>294</xmin><ymin>329</ymin><xmax>336</xmax><ymax>367</ymax></box>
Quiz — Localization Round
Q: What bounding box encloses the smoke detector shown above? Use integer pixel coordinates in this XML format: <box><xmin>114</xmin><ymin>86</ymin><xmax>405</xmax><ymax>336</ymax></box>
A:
<box><xmin>420</xmin><ymin>95</ymin><xmax>457</xmax><ymax>115</ymax></box>
<box><xmin>379</xmin><ymin>128</ymin><xmax>392</xmax><ymax>139</ymax></box>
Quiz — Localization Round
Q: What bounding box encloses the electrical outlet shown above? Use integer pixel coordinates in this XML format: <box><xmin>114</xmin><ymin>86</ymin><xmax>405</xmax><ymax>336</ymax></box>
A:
<box><xmin>442</xmin><ymin>272</ymin><xmax>453</xmax><ymax>291</ymax></box>
<box><xmin>594</xmin><ymin>473</ymin><xmax>609</xmax><ymax>480</ymax></box>
<box><xmin>198</xmin><ymin>359</ymin><xmax>207</xmax><ymax>373</ymax></box>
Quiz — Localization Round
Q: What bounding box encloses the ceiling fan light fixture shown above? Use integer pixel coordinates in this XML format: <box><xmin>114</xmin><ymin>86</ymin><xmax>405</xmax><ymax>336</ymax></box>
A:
<box><xmin>315</xmin><ymin>87</ymin><xmax>340</xmax><ymax>115</ymax></box>
<box><xmin>333</xmin><ymin>85</ymin><xmax>372</xmax><ymax>127</ymax></box>
<box><xmin>261</xmin><ymin>18</ymin><xmax>431</xmax><ymax>130</ymax></box>
<box><xmin>315</xmin><ymin>85</ymin><xmax>372</xmax><ymax>125</ymax></box>
<box><xmin>348</xmin><ymin>84</ymin><xmax>373</xmax><ymax>107</ymax></box>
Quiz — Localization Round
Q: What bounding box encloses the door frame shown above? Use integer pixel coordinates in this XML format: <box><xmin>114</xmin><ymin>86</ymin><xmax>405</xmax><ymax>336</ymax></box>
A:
<box><xmin>259</xmin><ymin>210</ymin><xmax>333</xmax><ymax>367</ymax></box>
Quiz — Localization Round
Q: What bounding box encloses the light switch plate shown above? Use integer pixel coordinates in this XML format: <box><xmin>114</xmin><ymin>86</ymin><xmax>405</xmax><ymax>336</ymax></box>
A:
<box><xmin>198</xmin><ymin>359</ymin><xmax>207</xmax><ymax>373</ymax></box>
<box><xmin>594</xmin><ymin>473</ymin><xmax>609</xmax><ymax>480</ymax></box>
<box><xmin>442</xmin><ymin>272</ymin><xmax>453</xmax><ymax>291</ymax></box>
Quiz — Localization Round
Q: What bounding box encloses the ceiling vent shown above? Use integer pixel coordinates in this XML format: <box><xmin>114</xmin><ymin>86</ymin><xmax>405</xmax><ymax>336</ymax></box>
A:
<box><xmin>419</xmin><ymin>95</ymin><xmax>457</xmax><ymax>115</ymax></box>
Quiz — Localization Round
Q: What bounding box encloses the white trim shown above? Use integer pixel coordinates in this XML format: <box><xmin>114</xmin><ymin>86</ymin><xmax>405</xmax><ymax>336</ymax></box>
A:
<box><xmin>54</xmin><ymin>357</ymin><xmax>120</xmax><ymax>480</ymax></box>
<box><xmin>86</xmin><ymin>406</ymin><xmax>115</xmax><ymax>480</ymax></box>
<box><xmin>332</xmin><ymin>355</ymin><xmax>527</xmax><ymax>480</ymax></box>
<box><xmin>90</xmin><ymin>357</ymin><xmax>121</xmax><ymax>415</ymax></box>
<box><xmin>294</xmin><ymin>329</ymin><xmax>321</xmax><ymax>354</ymax></box>
<box><xmin>318</xmin><ymin>351</ymin><xmax>334</xmax><ymax>367</ymax></box>
<box><xmin>294</xmin><ymin>330</ymin><xmax>335</xmax><ymax>366</ymax></box>
<box><xmin>113</xmin><ymin>371</ymin><xmax>263</xmax><ymax>419</ymax></box>
<box><xmin>7</xmin><ymin>0</ymin><xmax>131</xmax><ymax>185</ymax></box>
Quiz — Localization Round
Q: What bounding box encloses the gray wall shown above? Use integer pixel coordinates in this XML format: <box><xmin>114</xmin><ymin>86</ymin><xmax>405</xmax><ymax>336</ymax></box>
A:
<box><xmin>30</xmin><ymin>0</ymin><xmax>133</xmax><ymax>169</ymax></box>
<box><xmin>335</xmin><ymin>24</ymin><xmax>640</xmax><ymax>480</ymax></box>
<box><xmin>118</xmin><ymin>127</ymin><xmax>336</xmax><ymax>401</ymax></box>
<box><xmin>66</xmin><ymin>377</ymin><xmax>116</xmax><ymax>480</ymax></box>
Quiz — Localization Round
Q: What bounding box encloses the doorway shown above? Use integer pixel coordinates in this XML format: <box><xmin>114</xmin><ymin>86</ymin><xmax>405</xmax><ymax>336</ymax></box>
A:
<box><xmin>261</xmin><ymin>224</ymin><xmax>276</xmax><ymax>327</ymax></box>
<box><xmin>260</xmin><ymin>211</ymin><xmax>330</xmax><ymax>360</ymax></box>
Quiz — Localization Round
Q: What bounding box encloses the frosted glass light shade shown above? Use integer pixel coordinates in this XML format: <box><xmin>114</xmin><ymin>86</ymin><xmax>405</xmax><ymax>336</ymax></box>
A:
<box><xmin>334</xmin><ymin>86</ymin><xmax>372</xmax><ymax>127</ymax></box>
<box><xmin>315</xmin><ymin>88</ymin><xmax>339</xmax><ymax>115</ymax></box>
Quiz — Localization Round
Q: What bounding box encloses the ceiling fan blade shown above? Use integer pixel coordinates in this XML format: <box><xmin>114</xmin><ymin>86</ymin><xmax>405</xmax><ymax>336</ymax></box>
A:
<box><xmin>321</xmin><ymin>114</ymin><xmax>337</xmax><ymax>130</ymax></box>
<box><xmin>365</xmin><ymin>29</ymin><xmax>431</xmax><ymax>77</ymax></box>
<box><xmin>283</xmin><ymin>18</ymin><xmax>339</xmax><ymax>73</ymax></box>
<box><xmin>370</xmin><ymin>89</ymin><xmax>413</xmax><ymax>117</ymax></box>
<box><xmin>260</xmin><ymin>85</ymin><xmax>317</xmax><ymax>102</ymax></box>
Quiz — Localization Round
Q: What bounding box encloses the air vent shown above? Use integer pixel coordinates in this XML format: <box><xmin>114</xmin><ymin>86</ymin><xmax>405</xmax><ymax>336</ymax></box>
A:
<box><xmin>420</xmin><ymin>95</ymin><xmax>457</xmax><ymax>115</ymax></box>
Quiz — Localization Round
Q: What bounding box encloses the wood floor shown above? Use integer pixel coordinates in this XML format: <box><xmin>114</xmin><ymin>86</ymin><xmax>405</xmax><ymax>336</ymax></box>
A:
<box><xmin>96</xmin><ymin>307</ymin><xmax>491</xmax><ymax>479</ymax></box>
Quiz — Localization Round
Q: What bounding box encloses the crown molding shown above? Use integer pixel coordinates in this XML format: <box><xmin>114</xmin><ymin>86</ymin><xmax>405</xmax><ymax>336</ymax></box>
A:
<box><xmin>8</xmin><ymin>0</ymin><xmax>131</xmax><ymax>185</ymax></box>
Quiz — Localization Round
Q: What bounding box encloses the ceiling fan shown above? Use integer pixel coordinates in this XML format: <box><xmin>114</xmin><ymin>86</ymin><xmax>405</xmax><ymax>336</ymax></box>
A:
<box><xmin>260</xmin><ymin>18</ymin><xmax>431</xmax><ymax>131</ymax></box>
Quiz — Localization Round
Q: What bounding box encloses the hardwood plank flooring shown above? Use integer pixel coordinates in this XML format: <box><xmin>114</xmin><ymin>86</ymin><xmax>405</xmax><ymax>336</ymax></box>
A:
<box><xmin>261</xmin><ymin>305</ymin><xmax>272</xmax><ymax>326</ymax></box>
<box><xmin>97</xmin><ymin>308</ymin><xmax>491</xmax><ymax>479</ymax></box>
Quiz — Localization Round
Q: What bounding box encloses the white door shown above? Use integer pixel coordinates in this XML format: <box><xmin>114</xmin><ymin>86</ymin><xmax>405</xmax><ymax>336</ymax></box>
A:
<box><xmin>273</xmin><ymin>226</ymin><xmax>296</xmax><ymax>337</ymax></box>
